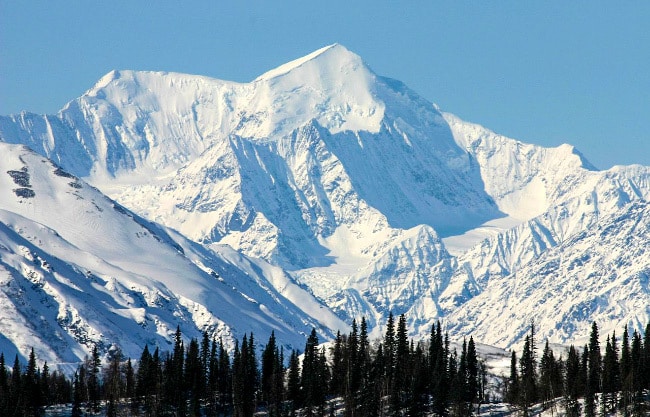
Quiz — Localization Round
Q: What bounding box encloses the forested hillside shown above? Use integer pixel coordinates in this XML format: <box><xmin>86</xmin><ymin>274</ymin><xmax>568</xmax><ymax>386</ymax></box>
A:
<box><xmin>2</xmin><ymin>318</ymin><xmax>650</xmax><ymax>416</ymax></box>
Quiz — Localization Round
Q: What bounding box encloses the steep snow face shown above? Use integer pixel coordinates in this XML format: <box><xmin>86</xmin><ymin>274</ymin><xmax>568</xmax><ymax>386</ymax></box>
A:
<box><xmin>0</xmin><ymin>143</ymin><xmax>343</xmax><ymax>363</ymax></box>
<box><xmin>440</xmin><ymin>162</ymin><xmax>650</xmax><ymax>315</ymax></box>
<box><xmin>446</xmin><ymin>200</ymin><xmax>650</xmax><ymax>349</ymax></box>
<box><xmin>445</xmin><ymin>113</ymin><xmax>597</xmax><ymax>220</ymax></box>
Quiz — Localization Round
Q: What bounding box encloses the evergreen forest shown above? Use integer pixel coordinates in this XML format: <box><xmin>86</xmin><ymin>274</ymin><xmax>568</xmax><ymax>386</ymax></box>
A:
<box><xmin>1</xmin><ymin>314</ymin><xmax>650</xmax><ymax>416</ymax></box>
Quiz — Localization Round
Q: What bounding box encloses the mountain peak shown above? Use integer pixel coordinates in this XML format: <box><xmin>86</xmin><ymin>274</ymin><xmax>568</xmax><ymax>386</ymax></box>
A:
<box><xmin>254</xmin><ymin>43</ymin><xmax>367</xmax><ymax>82</ymax></box>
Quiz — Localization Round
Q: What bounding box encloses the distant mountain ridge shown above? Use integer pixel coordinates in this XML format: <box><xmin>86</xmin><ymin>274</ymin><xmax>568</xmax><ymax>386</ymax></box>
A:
<box><xmin>1</xmin><ymin>44</ymin><xmax>649</xmax><ymax>359</ymax></box>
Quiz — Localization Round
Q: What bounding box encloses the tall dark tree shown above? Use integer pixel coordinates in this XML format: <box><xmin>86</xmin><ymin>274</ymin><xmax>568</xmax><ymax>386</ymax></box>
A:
<box><xmin>519</xmin><ymin>334</ymin><xmax>537</xmax><ymax>415</ymax></box>
<box><xmin>344</xmin><ymin>319</ymin><xmax>359</xmax><ymax>416</ymax></box>
<box><xmin>232</xmin><ymin>333</ymin><xmax>258</xmax><ymax>417</ymax></box>
<box><xmin>601</xmin><ymin>333</ymin><xmax>620</xmax><ymax>414</ymax></box>
<box><xmin>383</xmin><ymin>311</ymin><xmax>396</xmax><ymax>402</ymax></box>
<box><xmin>71</xmin><ymin>371</ymin><xmax>83</xmax><ymax>417</ymax></box>
<box><xmin>185</xmin><ymin>337</ymin><xmax>203</xmax><ymax>416</ymax></box>
<box><xmin>466</xmin><ymin>336</ymin><xmax>479</xmax><ymax>408</ymax></box>
<box><xmin>404</xmin><ymin>342</ymin><xmax>426</xmax><ymax>417</ymax></box>
<box><xmin>302</xmin><ymin>328</ymin><xmax>327</xmax><ymax>416</ymax></box>
<box><xmin>390</xmin><ymin>313</ymin><xmax>410</xmax><ymax>414</ymax></box>
<box><xmin>104</xmin><ymin>348</ymin><xmax>124</xmax><ymax>417</ymax></box>
<box><xmin>584</xmin><ymin>322</ymin><xmax>601</xmax><ymax>417</ymax></box>
<box><xmin>431</xmin><ymin>327</ymin><xmax>450</xmax><ymax>416</ymax></box>
<box><xmin>539</xmin><ymin>340</ymin><xmax>560</xmax><ymax>409</ymax></box>
<box><xmin>641</xmin><ymin>323</ymin><xmax>650</xmax><ymax>389</ymax></box>
<box><xmin>217</xmin><ymin>339</ymin><xmax>232</xmax><ymax>413</ymax></box>
<box><xmin>287</xmin><ymin>349</ymin><xmax>302</xmax><ymax>414</ymax></box>
<box><xmin>358</xmin><ymin>317</ymin><xmax>377</xmax><ymax>417</ymax></box>
<box><xmin>563</xmin><ymin>345</ymin><xmax>582</xmax><ymax>417</ymax></box>
<box><xmin>630</xmin><ymin>330</ymin><xmax>644</xmax><ymax>415</ymax></box>
<box><xmin>330</xmin><ymin>331</ymin><xmax>345</xmax><ymax>397</ymax></box>
<box><xmin>506</xmin><ymin>350</ymin><xmax>519</xmax><ymax>406</ymax></box>
<box><xmin>0</xmin><ymin>353</ymin><xmax>7</xmax><ymax>416</ymax></box>
<box><xmin>24</xmin><ymin>347</ymin><xmax>42</xmax><ymax>416</ymax></box>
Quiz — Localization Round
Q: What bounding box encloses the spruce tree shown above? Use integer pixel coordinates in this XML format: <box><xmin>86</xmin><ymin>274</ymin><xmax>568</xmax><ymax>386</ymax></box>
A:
<box><xmin>330</xmin><ymin>331</ymin><xmax>345</xmax><ymax>397</ymax></box>
<box><xmin>466</xmin><ymin>336</ymin><xmax>479</xmax><ymax>408</ymax></box>
<box><xmin>302</xmin><ymin>328</ymin><xmax>326</xmax><ymax>416</ymax></box>
<box><xmin>519</xmin><ymin>335</ymin><xmax>537</xmax><ymax>414</ymax></box>
<box><xmin>641</xmin><ymin>323</ymin><xmax>650</xmax><ymax>389</ymax></box>
<box><xmin>87</xmin><ymin>344</ymin><xmax>102</xmax><ymax>414</ymax></box>
<box><xmin>219</xmin><ymin>339</ymin><xmax>233</xmax><ymax>412</ymax></box>
<box><xmin>383</xmin><ymin>311</ymin><xmax>396</xmax><ymax>401</ymax></box>
<box><xmin>287</xmin><ymin>349</ymin><xmax>302</xmax><ymax>413</ymax></box>
<box><xmin>185</xmin><ymin>337</ymin><xmax>203</xmax><ymax>416</ymax></box>
<box><xmin>585</xmin><ymin>322</ymin><xmax>601</xmax><ymax>417</ymax></box>
<box><xmin>408</xmin><ymin>342</ymin><xmax>428</xmax><ymax>417</ymax></box>
<box><xmin>506</xmin><ymin>350</ymin><xmax>519</xmax><ymax>405</ymax></box>
<box><xmin>539</xmin><ymin>340</ymin><xmax>557</xmax><ymax>408</ymax></box>
<box><xmin>390</xmin><ymin>313</ymin><xmax>409</xmax><ymax>414</ymax></box>
<box><xmin>71</xmin><ymin>371</ymin><xmax>83</xmax><ymax>417</ymax></box>
<box><xmin>344</xmin><ymin>319</ymin><xmax>359</xmax><ymax>416</ymax></box>
<box><xmin>0</xmin><ymin>353</ymin><xmax>7</xmax><ymax>416</ymax></box>
<box><xmin>602</xmin><ymin>333</ymin><xmax>620</xmax><ymax>414</ymax></box>
<box><xmin>630</xmin><ymin>330</ymin><xmax>643</xmax><ymax>414</ymax></box>
<box><xmin>261</xmin><ymin>331</ymin><xmax>278</xmax><ymax>409</ymax></box>
<box><xmin>25</xmin><ymin>347</ymin><xmax>42</xmax><ymax>416</ymax></box>
<box><xmin>104</xmin><ymin>348</ymin><xmax>124</xmax><ymax>416</ymax></box>
<box><xmin>563</xmin><ymin>345</ymin><xmax>581</xmax><ymax>417</ymax></box>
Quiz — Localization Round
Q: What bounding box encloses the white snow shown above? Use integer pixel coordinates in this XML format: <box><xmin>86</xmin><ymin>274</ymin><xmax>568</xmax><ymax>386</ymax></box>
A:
<box><xmin>2</xmin><ymin>44</ymin><xmax>650</xmax><ymax>359</ymax></box>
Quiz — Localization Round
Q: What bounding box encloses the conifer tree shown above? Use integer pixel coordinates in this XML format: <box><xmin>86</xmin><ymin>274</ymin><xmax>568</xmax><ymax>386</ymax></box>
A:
<box><xmin>124</xmin><ymin>358</ymin><xmax>135</xmax><ymax>413</ymax></box>
<box><xmin>539</xmin><ymin>340</ymin><xmax>557</xmax><ymax>408</ymax></box>
<box><xmin>519</xmin><ymin>335</ymin><xmax>537</xmax><ymax>415</ymax></box>
<box><xmin>330</xmin><ymin>331</ymin><xmax>345</xmax><ymax>397</ymax></box>
<box><xmin>630</xmin><ymin>330</ymin><xmax>643</xmax><ymax>415</ymax></box>
<box><xmin>506</xmin><ymin>350</ymin><xmax>519</xmax><ymax>405</ymax></box>
<box><xmin>86</xmin><ymin>345</ymin><xmax>102</xmax><ymax>414</ymax></box>
<box><xmin>104</xmin><ymin>348</ymin><xmax>124</xmax><ymax>417</ymax></box>
<box><xmin>390</xmin><ymin>313</ymin><xmax>410</xmax><ymax>414</ymax></box>
<box><xmin>641</xmin><ymin>323</ymin><xmax>650</xmax><ymax>389</ymax></box>
<box><xmin>431</xmin><ymin>326</ymin><xmax>450</xmax><ymax>416</ymax></box>
<box><xmin>383</xmin><ymin>311</ymin><xmax>396</xmax><ymax>400</ymax></box>
<box><xmin>344</xmin><ymin>319</ymin><xmax>359</xmax><ymax>416</ymax></box>
<box><xmin>302</xmin><ymin>328</ymin><xmax>327</xmax><ymax>416</ymax></box>
<box><xmin>24</xmin><ymin>347</ymin><xmax>42</xmax><ymax>416</ymax></box>
<box><xmin>408</xmin><ymin>342</ymin><xmax>428</xmax><ymax>417</ymax></box>
<box><xmin>261</xmin><ymin>331</ymin><xmax>277</xmax><ymax>405</ymax></box>
<box><xmin>71</xmin><ymin>371</ymin><xmax>83</xmax><ymax>417</ymax></box>
<box><xmin>185</xmin><ymin>337</ymin><xmax>203</xmax><ymax>416</ymax></box>
<box><xmin>563</xmin><ymin>345</ymin><xmax>581</xmax><ymax>417</ymax></box>
<box><xmin>287</xmin><ymin>349</ymin><xmax>302</xmax><ymax>414</ymax></box>
<box><xmin>602</xmin><ymin>333</ymin><xmax>620</xmax><ymax>414</ymax></box>
<box><xmin>232</xmin><ymin>334</ymin><xmax>258</xmax><ymax>417</ymax></box>
<box><xmin>585</xmin><ymin>322</ymin><xmax>601</xmax><ymax>417</ymax></box>
<box><xmin>466</xmin><ymin>336</ymin><xmax>479</xmax><ymax>408</ymax></box>
<box><xmin>358</xmin><ymin>317</ymin><xmax>377</xmax><ymax>417</ymax></box>
<box><xmin>0</xmin><ymin>353</ymin><xmax>7</xmax><ymax>416</ymax></box>
<box><xmin>217</xmin><ymin>338</ymin><xmax>232</xmax><ymax>412</ymax></box>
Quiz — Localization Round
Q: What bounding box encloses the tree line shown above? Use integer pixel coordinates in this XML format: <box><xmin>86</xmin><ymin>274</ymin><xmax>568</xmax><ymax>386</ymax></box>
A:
<box><xmin>1</xmin><ymin>317</ymin><xmax>650</xmax><ymax>416</ymax></box>
<box><xmin>505</xmin><ymin>321</ymin><xmax>650</xmax><ymax>417</ymax></box>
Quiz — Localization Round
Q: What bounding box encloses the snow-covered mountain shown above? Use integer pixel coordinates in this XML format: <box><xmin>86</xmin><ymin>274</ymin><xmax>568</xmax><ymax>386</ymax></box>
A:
<box><xmin>0</xmin><ymin>143</ymin><xmax>345</xmax><ymax>363</ymax></box>
<box><xmin>1</xmin><ymin>44</ymin><xmax>650</xmax><ymax>354</ymax></box>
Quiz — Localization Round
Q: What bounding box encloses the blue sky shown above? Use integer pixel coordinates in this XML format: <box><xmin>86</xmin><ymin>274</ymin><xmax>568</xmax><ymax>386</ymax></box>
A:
<box><xmin>1</xmin><ymin>1</ymin><xmax>648</xmax><ymax>169</ymax></box>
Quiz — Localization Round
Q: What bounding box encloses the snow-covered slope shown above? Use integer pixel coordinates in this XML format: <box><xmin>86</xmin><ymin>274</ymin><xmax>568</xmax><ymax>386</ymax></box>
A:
<box><xmin>0</xmin><ymin>143</ymin><xmax>344</xmax><ymax>363</ymax></box>
<box><xmin>446</xmin><ymin>199</ymin><xmax>650</xmax><ymax>348</ymax></box>
<box><xmin>2</xmin><ymin>44</ymin><xmax>650</xmax><ymax>350</ymax></box>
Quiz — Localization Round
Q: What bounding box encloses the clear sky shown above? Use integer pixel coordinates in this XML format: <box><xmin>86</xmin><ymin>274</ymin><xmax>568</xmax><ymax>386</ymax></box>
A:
<box><xmin>1</xmin><ymin>1</ymin><xmax>648</xmax><ymax>169</ymax></box>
